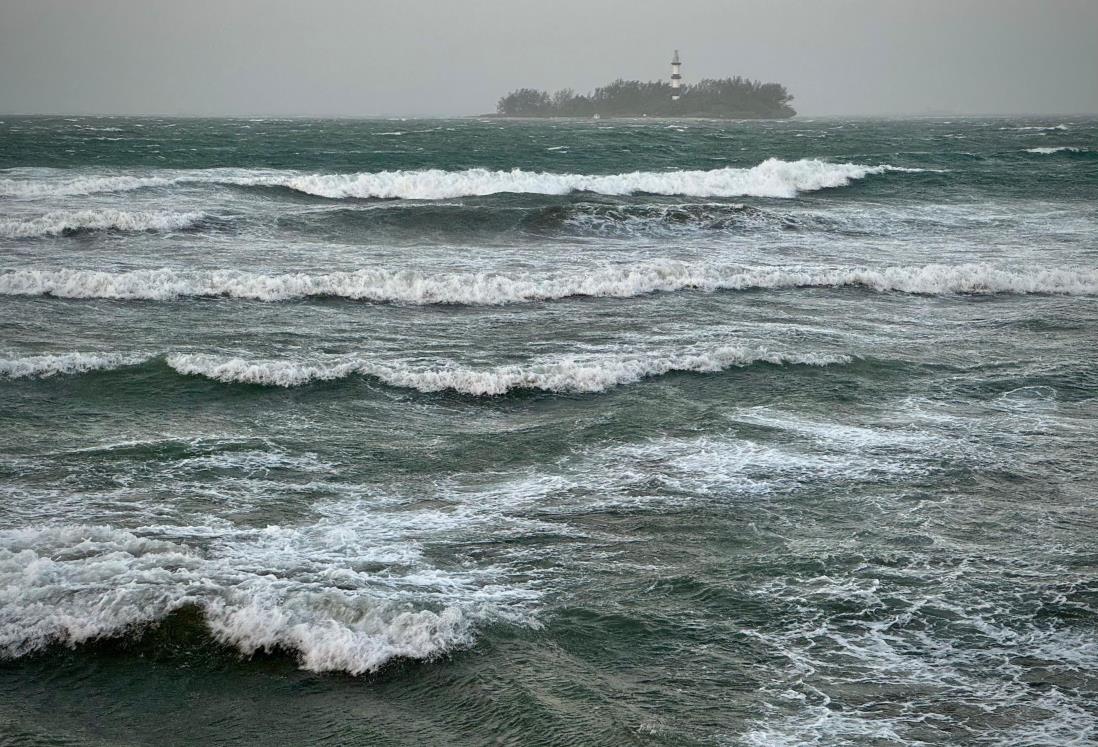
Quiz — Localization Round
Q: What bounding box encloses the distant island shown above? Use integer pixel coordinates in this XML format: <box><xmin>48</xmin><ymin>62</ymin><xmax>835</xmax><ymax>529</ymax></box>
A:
<box><xmin>496</xmin><ymin>77</ymin><xmax>796</xmax><ymax>120</ymax></box>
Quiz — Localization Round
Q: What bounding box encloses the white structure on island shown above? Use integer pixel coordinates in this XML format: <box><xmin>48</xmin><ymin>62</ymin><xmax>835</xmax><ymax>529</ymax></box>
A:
<box><xmin>671</xmin><ymin>50</ymin><xmax>683</xmax><ymax>101</ymax></box>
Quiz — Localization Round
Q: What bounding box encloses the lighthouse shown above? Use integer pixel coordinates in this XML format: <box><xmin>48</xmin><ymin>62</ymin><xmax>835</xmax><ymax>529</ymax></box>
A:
<box><xmin>670</xmin><ymin>50</ymin><xmax>683</xmax><ymax>101</ymax></box>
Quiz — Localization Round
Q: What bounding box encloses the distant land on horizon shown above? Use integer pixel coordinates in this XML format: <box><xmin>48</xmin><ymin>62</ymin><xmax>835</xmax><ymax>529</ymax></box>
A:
<box><xmin>494</xmin><ymin>76</ymin><xmax>796</xmax><ymax>120</ymax></box>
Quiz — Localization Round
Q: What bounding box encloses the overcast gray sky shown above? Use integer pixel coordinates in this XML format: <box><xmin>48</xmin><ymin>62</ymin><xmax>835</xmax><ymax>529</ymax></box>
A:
<box><xmin>1</xmin><ymin>0</ymin><xmax>1096</xmax><ymax>117</ymax></box>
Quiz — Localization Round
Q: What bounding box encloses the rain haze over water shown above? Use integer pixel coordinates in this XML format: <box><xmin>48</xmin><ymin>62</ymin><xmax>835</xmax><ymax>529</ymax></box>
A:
<box><xmin>1</xmin><ymin>0</ymin><xmax>1097</xmax><ymax>117</ymax></box>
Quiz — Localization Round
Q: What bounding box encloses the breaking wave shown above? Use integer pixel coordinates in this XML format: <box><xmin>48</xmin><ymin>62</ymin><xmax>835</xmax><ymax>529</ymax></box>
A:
<box><xmin>0</xmin><ymin>159</ymin><xmax>921</xmax><ymax>200</ymax></box>
<box><xmin>165</xmin><ymin>346</ymin><xmax>847</xmax><ymax>394</ymax></box>
<box><xmin>0</xmin><ymin>351</ymin><xmax>146</xmax><ymax>378</ymax></box>
<box><xmin>261</xmin><ymin>160</ymin><xmax>915</xmax><ymax>200</ymax></box>
<box><xmin>0</xmin><ymin>346</ymin><xmax>848</xmax><ymax>393</ymax></box>
<box><xmin>0</xmin><ymin>209</ymin><xmax>205</xmax><ymax>238</ymax></box>
<box><xmin>2</xmin><ymin>262</ymin><xmax>1095</xmax><ymax>304</ymax></box>
<box><xmin>0</xmin><ymin>174</ymin><xmax>175</xmax><ymax>198</ymax></box>
<box><xmin>0</xmin><ymin>524</ymin><xmax>529</xmax><ymax>674</ymax></box>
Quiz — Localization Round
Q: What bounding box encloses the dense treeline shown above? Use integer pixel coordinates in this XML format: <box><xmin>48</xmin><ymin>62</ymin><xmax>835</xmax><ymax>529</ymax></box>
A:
<box><xmin>497</xmin><ymin>78</ymin><xmax>795</xmax><ymax>119</ymax></box>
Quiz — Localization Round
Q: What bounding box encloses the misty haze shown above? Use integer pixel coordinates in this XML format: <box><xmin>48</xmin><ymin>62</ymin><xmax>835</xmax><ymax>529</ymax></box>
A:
<box><xmin>2</xmin><ymin>0</ymin><xmax>1097</xmax><ymax>117</ymax></box>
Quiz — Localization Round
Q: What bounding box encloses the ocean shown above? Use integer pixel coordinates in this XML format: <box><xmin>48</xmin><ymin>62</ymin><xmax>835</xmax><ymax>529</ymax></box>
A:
<box><xmin>0</xmin><ymin>115</ymin><xmax>1096</xmax><ymax>745</ymax></box>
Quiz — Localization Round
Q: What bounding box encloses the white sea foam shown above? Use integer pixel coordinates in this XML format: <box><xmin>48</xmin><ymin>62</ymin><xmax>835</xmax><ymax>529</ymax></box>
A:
<box><xmin>2</xmin><ymin>262</ymin><xmax>1095</xmax><ymax>304</ymax></box>
<box><xmin>201</xmin><ymin>597</ymin><xmax>476</xmax><ymax>674</ymax></box>
<box><xmin>0</xmin><ymin>522</ymin><xmax>533</xmax><ymax>674</ymax></box>
<box><xmin>739</xmin><ymin>564</ymin><xmax>1098</xmax><ymax>747</ymax></box>
<box><xmin>0</xmin><ymin>209</ymin><xmax>204</xmax><ymax>238</ymax></box>
<box><xmin>166</xmin><ymin>345</ymin><xmax>846</xmax><ymax>394</ymax></box>
<box><xmin>0</xmin><ymin>419</ymin><xmax>936</xmax><ymax>670</ymax></box>
<box><xmin>441</xmin><ymin>414</ymin><xmax>939</xmax><ymax>523</ymax></box>
<box><xmin>1025</xmin><ymin>146</ymin><xmax>1089</xmax><ymax>154</ymax></box>
<box><xmin>0</xmin><ymin>352</ymin><xmax>146</xmax><ymax>378</ymax></box>
<box><xmin>584</xmin><ymin>435</ymin><xmax>902</xmax><ymax>503</ymax></box>
<box><xmin>0</xmin><ymin>159</ymin><xmax>919</xmax><ymax>200</ymax></box>
<box><xmin>166</xmin><ymin>449</ymin><xmax>337</xmax><ymax>478</ymax></box>
<box><xmin>1001</xmin><ymin>124</ymin><xmax>1069</xmax><ymax>132</ymax></box>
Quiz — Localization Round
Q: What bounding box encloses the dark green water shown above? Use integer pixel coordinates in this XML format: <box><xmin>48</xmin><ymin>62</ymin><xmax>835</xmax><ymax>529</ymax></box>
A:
<box><xmin>1</xmin><ymin>116</ymin><xmax>1096</xmax><ymax>745</ymax></box>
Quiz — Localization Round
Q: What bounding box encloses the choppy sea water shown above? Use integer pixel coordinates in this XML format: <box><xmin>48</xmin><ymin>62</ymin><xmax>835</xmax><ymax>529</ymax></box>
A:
<box><xmin>1</xmin><ymin>116</ymin><xmax>1096</xmax><ymax>746</ymax></box>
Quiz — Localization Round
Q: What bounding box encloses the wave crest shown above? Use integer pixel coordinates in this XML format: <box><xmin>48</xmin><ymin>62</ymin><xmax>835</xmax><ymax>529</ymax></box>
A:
<box><xmin>273</xmin><ymin>160</ymin><xmax>909</xmax><ymax>200</ymax></box>
<box><xmin>2</xmin><ymin>263</ymin><xmax>1095</xmax><ymax>304</ymax></box>
<box><xmin>167</xmin><ymin>346</ymin><xmax>846</xmax><ymax>394</ymax></box>
<box><xmin>0</xmin><ymin>347</ymin><xmax>848</xmax><ymax>392</ymax></box>
<box><xmin>0</xmin><ymin>159</ymin><xmax>919</xmax><ymax>200</ymax></box>
<box><xmin>0</xmin><ymin>209</ymin><xmax>205</xmax><ymax>238</ymax></box>
<box><xmin>0</xmin><ymin>174</ymin><xmax>174</xmax><ymax>198</ymax></box>
<box><xmin>0</xmin><ymin>352</ymin><xmax>146</xmax><ymax>378</ymax></box>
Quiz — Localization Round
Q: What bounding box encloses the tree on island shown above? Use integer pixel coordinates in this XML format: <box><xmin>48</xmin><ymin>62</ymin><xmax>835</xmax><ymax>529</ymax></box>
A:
<box><xmin>497</xmin><ymin>77</ymin><xmax>795</xmax><ymax>119</ymax></box>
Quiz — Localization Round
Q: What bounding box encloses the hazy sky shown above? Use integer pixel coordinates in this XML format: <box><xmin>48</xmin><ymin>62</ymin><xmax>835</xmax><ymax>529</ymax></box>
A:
<box><xmin>1</xmin><ymin>0</ymin><xmax>1096</xmax><ymax>117</ymax></box>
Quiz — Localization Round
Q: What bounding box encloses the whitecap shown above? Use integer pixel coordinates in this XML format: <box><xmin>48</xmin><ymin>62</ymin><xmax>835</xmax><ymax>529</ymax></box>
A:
<box><xmin>0</xmin><ymin>209</ymin><xmax>205</xmax><ymax>238</ymax></box>
<box><xmin>165</xmin><ymin>345</ymin><xmax>847</xmax><ymax>394</ymax></box>
<box><xmin>0</xmin><ymin>522</ymin><xmax>534</xmax><ymax>674</ymax></box>
<box><xmin>2</xmin><ymin>262</ymin><xmax>1094</xmax><ymax>304</ymax></box>
<box><xmin>0</xmin><ymin>352</ymin><xmax>147</xmax><ymax>378</ymax></box>
<box><xmin>1025</xmin><ymin>146</ymin><xmax>1088</xmax><ymax>154</ymax></box>
<box><xmin>0</xmin><ymin>159</ymin><xmax>924</xmax><ymax>200</ymax></box>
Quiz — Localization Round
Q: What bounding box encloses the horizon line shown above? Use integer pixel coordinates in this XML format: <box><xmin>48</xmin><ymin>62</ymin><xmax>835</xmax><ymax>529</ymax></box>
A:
<box><xmin>2</xmin><ymin>111</ymin><xmax>1096</xmax><ymax>119</ymax></box>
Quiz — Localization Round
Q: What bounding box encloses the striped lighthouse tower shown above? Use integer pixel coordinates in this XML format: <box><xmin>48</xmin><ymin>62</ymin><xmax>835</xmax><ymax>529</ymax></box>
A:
<box><xmin>670</xmin><ymin>50</ymin><xmax>683</xmax><ymax>101</ymax></box>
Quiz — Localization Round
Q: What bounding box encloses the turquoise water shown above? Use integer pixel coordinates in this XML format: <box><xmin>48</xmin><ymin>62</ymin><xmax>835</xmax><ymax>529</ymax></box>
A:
<box><xmin>1</xmin><ymin>116</ymin><xmax>1096</xmax><ymax>745</ymax></box>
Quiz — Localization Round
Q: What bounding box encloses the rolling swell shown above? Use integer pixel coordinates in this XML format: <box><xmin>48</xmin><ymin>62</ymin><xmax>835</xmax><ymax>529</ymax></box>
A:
<box><xmin>287</xmin><ymin>201</ymin><xmax>777</xmax><ymax>240</ymax></box>
<box><xmin>3</xmin><ymin>263</ymin><xmax>1095</xmax><ymax>303</ymax></box>
<box><xmin>523</xmin><ymin>201</ymin><xmax>770</xmax><ymax>236</ymax></box>
<box><xmin>1</xmin><ymin>346</ymin><xmax>850</xmax><ymax>394</ymax></box>
<box><xmin>282</xmin><ymin>201</ymin><xmax>825</xmax><ymax>242</ymax></box>
<box><xmin>0</xmin><ymin>159</ymin><xmax>923</xmax><ymax>200</ymax></box>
